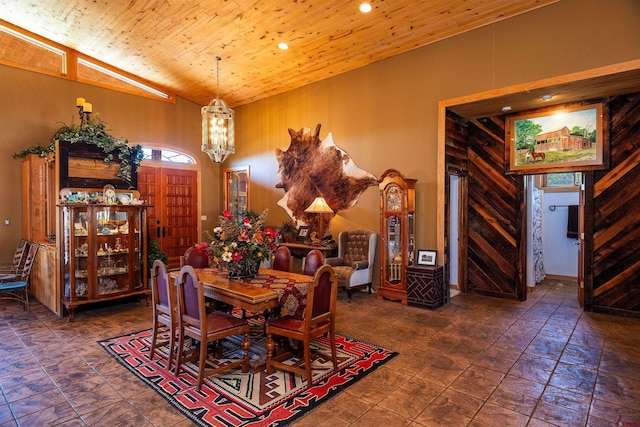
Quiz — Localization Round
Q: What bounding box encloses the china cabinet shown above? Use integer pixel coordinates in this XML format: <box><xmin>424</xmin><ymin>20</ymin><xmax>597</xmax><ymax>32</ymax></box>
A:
<box><xmin>224</xmin><ymin>166</ymin><xmax>249</xmax><ymax>217</ymax></box>
<box><xmin>378</xmin><ymin>169</ymin><xmax>416</xmax><ymax>304</ymax></box>
<box><xmin>59</xmin><ymin>204</ymin><xmax>149</xmax><ymax>321</ymax></box>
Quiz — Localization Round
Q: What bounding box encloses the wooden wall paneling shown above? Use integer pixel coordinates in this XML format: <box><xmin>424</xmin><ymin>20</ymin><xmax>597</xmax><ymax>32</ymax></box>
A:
<box><xmin>465</xmin><ymin>115</ymin><xmax>524</xmax><ymax>300</ymax></box>
<box><xmin>591</xmin><ymin>92</ymin><xmax>640</xmax><ymax>315</ymax></box>
<box><xmin>444</xmin><ymin>112</ymin><xmax>470</xmax><ymax>291</ymax></box>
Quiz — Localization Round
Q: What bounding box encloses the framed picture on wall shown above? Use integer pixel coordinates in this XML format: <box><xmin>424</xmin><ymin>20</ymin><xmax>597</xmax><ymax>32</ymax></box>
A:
<box><xmin>505</xmin><ymin>102</ymin><xmax>608</xmax><ymax>174</ymax></box>
<box><xmin>417</xmin><ymin>249</ymin><xmax>437</xmax><ymax>266</ymax></box>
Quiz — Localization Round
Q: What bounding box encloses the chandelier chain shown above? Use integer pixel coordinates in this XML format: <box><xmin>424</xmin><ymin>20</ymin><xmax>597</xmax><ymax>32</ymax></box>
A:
<box><xmin>216</xmin><ymin>56</ymin><xmax>221</xmax><ymax>99</ymax></box>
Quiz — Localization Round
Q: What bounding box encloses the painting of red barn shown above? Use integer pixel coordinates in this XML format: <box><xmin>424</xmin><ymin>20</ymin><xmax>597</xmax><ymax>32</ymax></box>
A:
<box><xmin>505</xmin><ymin>102</ymin><xmax>608</xmax><ymax>174</ymax></box>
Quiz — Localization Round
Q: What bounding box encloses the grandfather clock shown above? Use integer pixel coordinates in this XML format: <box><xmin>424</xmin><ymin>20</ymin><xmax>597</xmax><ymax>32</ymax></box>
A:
<box><xmin>378</xmin><ymin>169</ymin><xmax>416</xmax><ymax>304</ymax></box>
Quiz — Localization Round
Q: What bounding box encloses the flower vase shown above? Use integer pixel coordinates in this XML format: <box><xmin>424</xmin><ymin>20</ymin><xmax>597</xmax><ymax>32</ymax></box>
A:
<box><xmin>227</xmin><ymin>258</ymin><xmax>260</xmax><ymax>279</ymax></box>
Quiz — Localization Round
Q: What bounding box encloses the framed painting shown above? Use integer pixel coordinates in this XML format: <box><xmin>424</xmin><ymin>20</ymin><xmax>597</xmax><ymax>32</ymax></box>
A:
<box><xmin>505</xmin><ymin>103</ymin><xmax>608</xmax><ymax>174</ymax></box>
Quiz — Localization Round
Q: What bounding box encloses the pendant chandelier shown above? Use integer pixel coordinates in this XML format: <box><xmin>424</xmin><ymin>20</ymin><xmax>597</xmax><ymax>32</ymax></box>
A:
<box><xmin>201</xmin><ymin>56</ymin><xmax>235</xmax><ymax>163</ymax></box>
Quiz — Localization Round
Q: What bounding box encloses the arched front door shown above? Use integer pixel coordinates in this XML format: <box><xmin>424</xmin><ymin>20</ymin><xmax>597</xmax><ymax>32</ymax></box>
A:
<box><xmin>137</xmin><ymin>145</ymin><xmax>201</xmax><ymax>268</ymax></box>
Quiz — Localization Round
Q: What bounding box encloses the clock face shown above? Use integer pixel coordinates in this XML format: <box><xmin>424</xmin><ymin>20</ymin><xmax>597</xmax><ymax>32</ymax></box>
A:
<box><xmin>386</xmin><ymin>186</ymin><xmax>402</xmax><ymax>211</ymax></box>
<box><xmin>103</xmin><ymin>185</ymin><xmax>116</xmax><ymax>203</ymax></box>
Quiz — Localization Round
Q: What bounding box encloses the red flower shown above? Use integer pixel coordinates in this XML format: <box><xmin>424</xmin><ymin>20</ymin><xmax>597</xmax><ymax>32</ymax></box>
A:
<box><xmin>223</xmin><ymin>210</ymin><xmax>234</xmax><ymax>219</ymax></box>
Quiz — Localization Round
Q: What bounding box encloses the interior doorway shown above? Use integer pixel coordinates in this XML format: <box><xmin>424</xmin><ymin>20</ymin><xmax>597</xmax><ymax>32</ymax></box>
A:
<box><xmin>447</xmin><ymin>172</ymin><xmax>467</xmax><ymax>296</ymax></box>
<box><xmin>525</xmin><ymin>173</ymin><xmax>584</xmax><ymax>305</ymax></box>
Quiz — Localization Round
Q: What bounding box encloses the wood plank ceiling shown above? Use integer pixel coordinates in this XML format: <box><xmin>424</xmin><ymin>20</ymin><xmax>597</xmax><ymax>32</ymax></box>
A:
<box><xmin>0</xmin><ymin>0</ymin><xmax>559</xmax><ymax>108</ymax></box>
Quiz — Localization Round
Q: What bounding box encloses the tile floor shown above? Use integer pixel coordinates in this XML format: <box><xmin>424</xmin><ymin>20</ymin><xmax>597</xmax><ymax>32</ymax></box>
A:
<box><xmin>1</xmin><ymin>279</ymin><xmax>640</xmax><ymax>426</ymax></box>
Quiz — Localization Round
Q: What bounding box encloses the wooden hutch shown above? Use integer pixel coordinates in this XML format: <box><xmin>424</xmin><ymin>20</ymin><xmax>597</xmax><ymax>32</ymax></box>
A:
<box><xmin>23</xmin><ymin>141</ymin><xmax>149</xmax><ymax>320</ymax></box>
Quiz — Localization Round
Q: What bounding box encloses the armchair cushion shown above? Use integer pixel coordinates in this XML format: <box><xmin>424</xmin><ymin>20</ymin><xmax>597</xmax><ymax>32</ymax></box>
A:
<box><xmin>324</xmin><ymin>229</ymin><xmax>377</xmax><ymax>296</ymax></box>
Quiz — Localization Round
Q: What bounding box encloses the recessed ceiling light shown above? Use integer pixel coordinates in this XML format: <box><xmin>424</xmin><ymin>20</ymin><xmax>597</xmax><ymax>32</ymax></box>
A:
<box><xmin>540</xmin><ymin>94</ymin><xmax>553</xmax><ymax>101</ymax></box>
<box><xmin>501</xmin><ymin>106</ymin><xmax>512</xmax><ymax>113</ymax></box>
<box><xmin>278</xmin><ymin>42</ymin><xmax>289</xmax><ymax>50</ymax></box>
<box><xmin>359</xmin><ymin>3</ymin><xmax>372</xmax><ymax>13</ymax></box>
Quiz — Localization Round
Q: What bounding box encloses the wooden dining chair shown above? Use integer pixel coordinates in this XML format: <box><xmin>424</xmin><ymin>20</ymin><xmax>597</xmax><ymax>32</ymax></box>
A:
<box><xmin>0</xmin><ymin>239</ymin><xmax>30</xmax><ymax>282</ymax></box>
<box><xmin>174</xmin><ymin>265</ymin><xmax>251</xmax><ymax>391</ymax></box>
<box><xmin>265</xmin><ymin>264</ymin><xmax>339</xmax><ymax>385</ymax></box>
<box><xmin>302</xmin><ymin>249</ymin><xmax>324</xmax><ymax>276</ymax></box>
<box><xmin>272</xmin><ymin>246</ymin><xmax>292</xmax><ymax>272</ymax></box>
<box><xmin>149</xmin><ymin>260</ymin><xmax>178</xmax><ymax>369</ymax></box>
<box><xmin>0</xmin><ymin>243</ymin><xmax>39</xmax><ymax>312</ymax></box>
<box><xmin>181</xmin><ymin>245</ymin><xmax>210</xmax><ymax>268</ymax></box>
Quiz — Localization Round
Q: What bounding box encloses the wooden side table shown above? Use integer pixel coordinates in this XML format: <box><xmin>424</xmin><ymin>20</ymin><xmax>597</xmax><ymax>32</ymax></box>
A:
<box><xmin>277</xmin><ymin>242</ymin><xmax>338</xmax><ymax>273</ymax></box>
<box><xmin>406</xmin><ymin>265</ymin><xmax>447</xmax><ymax>309</ymax></box>
<box><xmin>277</xmin><ymin>242</ymin><xmax>338</xmax><ymax>259</ymax></box>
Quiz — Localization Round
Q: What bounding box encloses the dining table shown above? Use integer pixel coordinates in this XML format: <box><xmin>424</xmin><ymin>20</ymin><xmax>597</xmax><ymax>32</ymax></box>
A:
<box><xmin>170</xmin><ymin>267</ymin><xmax>312</xmax><ymax>319</ymax></box>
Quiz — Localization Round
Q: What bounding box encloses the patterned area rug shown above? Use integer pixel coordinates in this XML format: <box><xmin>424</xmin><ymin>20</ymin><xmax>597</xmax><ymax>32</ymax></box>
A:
<box><xmin>99</xmin><ymin>327</ymin><xmax>397</xmax><ymax>426</ymax></box>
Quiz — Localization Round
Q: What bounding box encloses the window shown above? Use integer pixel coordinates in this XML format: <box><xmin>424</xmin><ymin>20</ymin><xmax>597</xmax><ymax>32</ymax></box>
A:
<box><xmin>0</xmin><ymin>20</ymin><xmax>174</xmax><ymax>103</ymax></box>
<box><xmin>142</xmin><ymin>148</ymin><xmax>195</xmax><ymax>164</ymax></box>
<box><xmin>0</xmin><ymin>22</ymin><xmax>66</xmax><ymax>74</ymax></box>
<box><xmin>536</xmin><ymin>172</ymin><xmax>582</xmax><ymax>192</ymax></box>
<box><xmin>77</xmin><ymin>58</ymin><xmax>170</xmax><ymax>100</ymax></box>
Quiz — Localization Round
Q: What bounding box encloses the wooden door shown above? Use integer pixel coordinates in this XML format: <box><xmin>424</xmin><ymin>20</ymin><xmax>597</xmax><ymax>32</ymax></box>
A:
<box><xmin>577</xmin><ymin>178</ymin><xmax>585</xmax><ymax>307</ymax></box>
<box><xmin>138</xmin><ymin>166</ymin><xmax>198</xmax><ymax>268</ymax></box>
<box><xmin>463</xmin><ymin>115</ymin><xmax>526</xmax><ymax>301</ymax></box>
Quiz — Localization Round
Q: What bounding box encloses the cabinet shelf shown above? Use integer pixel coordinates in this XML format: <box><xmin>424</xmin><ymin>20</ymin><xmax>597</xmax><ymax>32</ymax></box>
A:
<box><xmin>59</xmin><ymin>204</ymin><xmax>149</xmax><ymax>321</ymax></box>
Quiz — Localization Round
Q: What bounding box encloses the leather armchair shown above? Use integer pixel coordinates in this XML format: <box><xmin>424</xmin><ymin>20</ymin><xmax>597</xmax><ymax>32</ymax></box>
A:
<box><xmin>325</xmin><ymin>229</ymin><xmax>377</xmax><ymax>302</ymax></box>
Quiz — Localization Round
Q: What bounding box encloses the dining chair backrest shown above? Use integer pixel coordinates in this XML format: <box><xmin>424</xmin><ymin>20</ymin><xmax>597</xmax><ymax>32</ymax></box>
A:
<box><xmin>9</xmin><ymin>239</ymin><xmax>29</xmax><ymax>273</ymax></box>
<box><xmin>182</xmin><ymin>245</ymin><xmax>209</xmax><ymax>268</ymax></box>
<box><xmin>272</xmin><ymin>246</ymin><xmax>292</xmax><ymax>272</ymax></box>
<box><xmin>151</xmin><ymin>260</ymin><xmax>172</xmax><ymax>315</ymax></box>
<box><xmin>149</xmin><ymin>259</ymin><xmax>178</xmax><ymax>367</ymax></box>
<box><xmin>306</xmin><ymin>264</ymin><xmax>338</xmax><ymax>323</ymax></box>
<box><xmin>176</xmin><ymin>265</ymin><xmax>204</xmax><ymax>325</ymax></box>
<box><xmin>19</xmin><ymin>243</ymin><xmax>39</xmax><ymax>282</ymax></box>
<box><xmin>303</xmin><ymin>249</ymin><xmax>324</xmax><ymax>276</ymax></box>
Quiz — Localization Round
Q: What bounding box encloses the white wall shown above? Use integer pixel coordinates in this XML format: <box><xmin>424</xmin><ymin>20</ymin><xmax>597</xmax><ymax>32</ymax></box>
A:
<box><xmin>449</xmin><ymin>175</ymin><xmax>459</xmax><ymax>286</ymax></box>
<box><xmin>542</xmin><ymin>191</ymin><xmax>580</xmax><ymax>277</ymax></box>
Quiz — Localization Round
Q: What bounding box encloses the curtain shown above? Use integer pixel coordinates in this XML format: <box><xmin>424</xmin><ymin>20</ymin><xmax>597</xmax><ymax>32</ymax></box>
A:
<box><xmin>532</xmin><ymin>186</ymin><xmax>545</xmax><ymax>283</ymax></box>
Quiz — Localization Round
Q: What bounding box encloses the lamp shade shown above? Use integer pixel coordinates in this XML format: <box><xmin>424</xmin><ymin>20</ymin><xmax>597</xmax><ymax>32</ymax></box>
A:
<box><xmin>304</xmin><ymin>196</ymin><xmax>333</xmax><ymax>213</ymax></box>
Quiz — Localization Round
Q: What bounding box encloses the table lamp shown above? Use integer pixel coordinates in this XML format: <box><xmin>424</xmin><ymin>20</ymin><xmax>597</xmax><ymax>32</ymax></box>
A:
<box><xmin>304</xmin><ymin>196</ymin><xmax>334</xmax><ymax>238</ymax></box>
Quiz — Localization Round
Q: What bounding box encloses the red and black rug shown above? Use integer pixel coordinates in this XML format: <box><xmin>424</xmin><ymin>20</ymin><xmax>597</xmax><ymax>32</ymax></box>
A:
<box><xmin>99</xmin><ymin>328</ymin><xmax>397</xmax><ymax>426</ymax></box>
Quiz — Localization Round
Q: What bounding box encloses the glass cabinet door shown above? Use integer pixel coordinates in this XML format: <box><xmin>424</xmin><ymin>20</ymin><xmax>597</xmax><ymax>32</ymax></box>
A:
<box><xmin>73</xmin><ymin>208</ymin><xmax>90</xmax><ymax>298</ymax></box>
<box><xmin>95</xmin><ymin>207</ymin><xmax>131</xmax><ymax>296</ymax></box>
<box><xmin>224</xmin><ymin>167</ymin><xmax>249</xmax><ymax>216</ymax></box>
<box><xmin>130</xmin><ymin>208</ymin><xmax>144</xmax><ymax>290</ymax></box>
<box><xmin>385</xmin><ymin>215</ymin><xmax>403</xmax><ymax>283</ymax></box>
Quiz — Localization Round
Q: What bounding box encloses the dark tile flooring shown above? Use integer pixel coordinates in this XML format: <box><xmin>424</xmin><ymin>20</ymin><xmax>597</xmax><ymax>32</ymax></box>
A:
<box><xmin>1</xmin><ymin>279</ymin><xmax>639</xmax><ymax>426</ymax></box>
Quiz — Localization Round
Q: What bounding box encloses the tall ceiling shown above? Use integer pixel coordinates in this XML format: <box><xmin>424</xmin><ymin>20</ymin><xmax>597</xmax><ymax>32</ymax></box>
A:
<box><xmin>0</xmin><ymin>0</ymin><xmax>559</xmax><ymax>108</ymax></box>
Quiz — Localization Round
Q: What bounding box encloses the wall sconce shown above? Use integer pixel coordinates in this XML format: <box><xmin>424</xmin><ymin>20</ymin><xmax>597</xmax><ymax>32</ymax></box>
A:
<box><xmin>304</xmin><ymin>196</ymin><xmax>334</xmax><ymax>238</ymax></box>
<box><xmin>76</xmin><ymin>97</ymin><xmax>92</xmax><ymax>124</ymax></box>
<box><xmin>201</xmin><ymin>56</ymin><xmax>235</xmax><ymax>163</ymax></box>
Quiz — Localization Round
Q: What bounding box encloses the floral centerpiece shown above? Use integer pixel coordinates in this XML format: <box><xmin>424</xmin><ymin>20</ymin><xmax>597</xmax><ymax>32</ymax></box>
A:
<box><xmin>207</xmin><ymin>209</ymin><xmax>279</xmax><ymax>278</ymax></box>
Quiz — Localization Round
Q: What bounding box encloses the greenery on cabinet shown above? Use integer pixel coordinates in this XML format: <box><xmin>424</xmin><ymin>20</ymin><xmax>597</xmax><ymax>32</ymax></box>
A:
<box><xmin>12</xmin><ymin>144</ymin><xmax>55</xmax><ymax>159</ymax></box>
<box><xmin>12</xmin><ymin>114</ymin><xmax>144</xmax><ymax>185</ymax></box>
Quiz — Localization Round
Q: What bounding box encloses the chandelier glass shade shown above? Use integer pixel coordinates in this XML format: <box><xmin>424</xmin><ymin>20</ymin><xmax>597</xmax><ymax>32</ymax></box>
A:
<box><xmin>201</xmin><ymin>57</ymin><xmax>235</xmax><ymax>163</ymax></box>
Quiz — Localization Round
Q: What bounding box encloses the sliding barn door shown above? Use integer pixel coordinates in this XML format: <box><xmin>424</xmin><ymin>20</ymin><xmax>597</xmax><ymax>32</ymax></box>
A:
<box><xmin>446</xmin><ymin>111</ymin><xmax>526</xmax><ymax>301</ymax></box>
<box><xmin>138</xmin><ymin>166</ymin><xmax>199</xmax><ymax>268</ymax></box>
